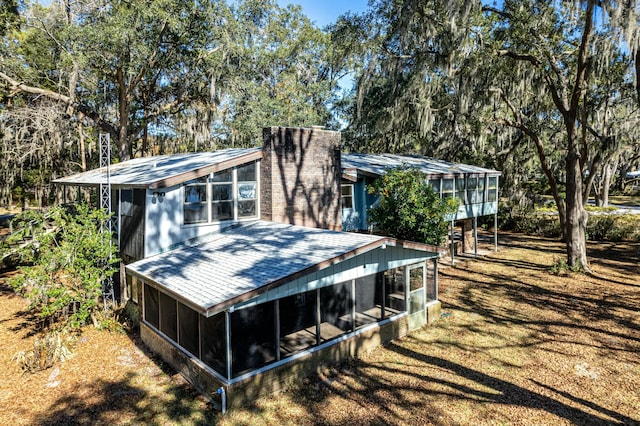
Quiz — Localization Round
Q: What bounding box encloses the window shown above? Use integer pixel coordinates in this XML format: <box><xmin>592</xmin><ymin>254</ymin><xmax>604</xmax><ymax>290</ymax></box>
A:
<box><xmin>467</xmin><ymin>177</ymin><xmax>477</xmax><ymax>204</ymax></box>
<box><xmin>442</xmin><ymin>178</ymin><xmax>454</xmax><ymax>199</ymax></box>
<box><xmin>159</xmin><ymin>291</ymin><xmax>177</xmax><ymax>341</ymax></box>
<box><xmin>178</xmin><ymin>302</ymin><xmax>199</xmax><ymax>356</ymax></box>
<box><xmin>476</xmin><ymin>176</ymin><xmax>485</xmax><ymax>203</ymax></box>
<box><xmin>384</xmin><ymin>267</ymin><xmax>405</xmax><ymax>313</ymax></box>
<box><xmin>456</xmin><ymin>178</ymin><xmax>466</xmax><ymax>204</ymax></box>
<box><xmin>120</xmin><ymin>189</ymin><xmax>133</xmax><ymax>217</ymax></box>
<box><xmin>210</xmin><ymin>170</ymin><xmax>233</xmax><ymax>221</ymax></box>
<box><xmin>428</xmin><ymin>179</ymin><xmax>441</xmax><ymax>196</ymax></box>
<box><xmin>354</xmin><ymin>273</ymin><xmax>384</xmax><ymax>327</ymax></box>
<box><xmin>143</xmin><ymin>284</ymin><xmax>159</xmax><ymax>329</ymax></box>
<box><xmin>183</xmin><ymin>161</ymin><xmax>259</xmax><ymax>225</ymax></box>
<box><xmin>200</xmin><ymin>312</ymin><xmax>227</xmax><ymax>376</ymax></box>
<box><xmin>231</xmin><ymin>301</ymin><xmax>277</xmax><ymax>377</ymax></box>
<box><xmin>409</xmin><ymin>265</ymin><xmax>425</xmax><ymax>315</ymax></box>
<box><xmin>341</xmin><ymin>184</ymin><xmax>354</xmax><ymax>209</ymax></box>
<box><xmin>487</xmin><ymin>176</ymin><xmax>497</xmax><ymax>203</ymax></box>
<box><xmin>320</xmin><ymin>281</ymin><xmax>352</xmax><ymax>341</ymax></box>
<box><xmin>237</xmin><ymin>163</ymin><xmax>257</xmax><ymax>218</ymax></box>
<box><xmin>184</xmin><ymin>177</ymin><xmax>208</xmax><ymax>224</ymax></box>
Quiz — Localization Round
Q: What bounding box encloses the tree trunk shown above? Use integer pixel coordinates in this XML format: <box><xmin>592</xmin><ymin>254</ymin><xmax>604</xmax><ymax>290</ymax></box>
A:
<box><xmin>564</xmin><ymin>129</ymin><xmax>589</xmax><ymax>269</ymax></box>
<box><xmin>116</xmin><ymin>68</ymin><xmax>131</xmax><ymax>161</ymax></box>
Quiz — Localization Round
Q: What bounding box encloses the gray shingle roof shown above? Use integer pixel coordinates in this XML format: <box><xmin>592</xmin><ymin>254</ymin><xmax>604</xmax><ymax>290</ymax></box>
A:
<box><xmin>342</xmin><ymin>153</ymin><xmax>500</xmax><ymax>178</ymax></box>
<box><xmin>126</xmin><ymin>221</ymin><xmax>386</xmax><ymax>315</ymax></box>
<box><xmin>53</xmin><ymin>148</ymin><xmax>261</xmax><ymax>188</ymax></box>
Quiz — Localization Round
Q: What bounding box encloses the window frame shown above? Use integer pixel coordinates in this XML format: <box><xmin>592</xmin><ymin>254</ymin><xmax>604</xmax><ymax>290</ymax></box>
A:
<box><xmin>341</xmin><ymin>184</ymin><xmax>354</xmax><ymax>210</ymax></box>
<box><xmin>182</xmin><ymin>161</ymin><xmax>259</xmax><ymax>226</ymax></box>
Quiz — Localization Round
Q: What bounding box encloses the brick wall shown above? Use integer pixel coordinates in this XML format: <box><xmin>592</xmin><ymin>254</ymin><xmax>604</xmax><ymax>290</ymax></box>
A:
<box><xmin>261</xmin><ymin>127</ymin><xmax>342</xmax><ymax>230</ymax></box>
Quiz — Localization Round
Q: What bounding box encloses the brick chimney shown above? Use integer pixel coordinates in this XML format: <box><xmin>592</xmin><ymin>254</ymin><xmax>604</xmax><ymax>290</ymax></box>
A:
<box><xmin>260</xmin><ymin>126</ymin><xmax>342</xmax><ymax>230</ymax></box>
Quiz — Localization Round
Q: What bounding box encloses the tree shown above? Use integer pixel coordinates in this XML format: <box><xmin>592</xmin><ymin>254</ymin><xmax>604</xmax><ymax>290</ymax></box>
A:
<box><xmin>367</xmin><ymin>168</ymin><xmax>459</xmax><ymax>245</ymax></box>
<box><xmin>482</xmin><ymin>0</ymin><xmax>640</xmax><ymax>270</ymax></box>
<box><xmin>7</xmin><ymin>204</ymin><xmax>118</xmax><ymax>331</ymax></box>
<box><xmin>0</xmin><ymin>0</ymin><xmax>340</xmax><ymax>207</ymax></box>
<box><xmin>338</xmin><ymin>0</ymin><xmax>640</xmax><ymax>270</ymax></box>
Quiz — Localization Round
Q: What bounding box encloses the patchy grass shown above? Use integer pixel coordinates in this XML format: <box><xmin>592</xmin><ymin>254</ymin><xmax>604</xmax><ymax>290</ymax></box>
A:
<box><xmin>1</xmin><ymin>233</ymin><xmax>639</xmax><ymax>425</ymax></box>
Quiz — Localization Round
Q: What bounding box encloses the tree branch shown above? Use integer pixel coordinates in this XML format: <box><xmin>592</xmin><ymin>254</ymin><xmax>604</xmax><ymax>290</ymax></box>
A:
<box><xmin>0</xmin><ymin>70</ymin><xmax>118</xmax><ymax>139</ymax></box>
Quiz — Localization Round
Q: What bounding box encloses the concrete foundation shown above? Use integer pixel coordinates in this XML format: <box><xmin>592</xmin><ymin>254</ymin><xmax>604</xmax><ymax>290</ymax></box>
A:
<box><xmin>140</xmin><ymin>313</ymin><xmax>414</xmax><ymax>409</ymax></box>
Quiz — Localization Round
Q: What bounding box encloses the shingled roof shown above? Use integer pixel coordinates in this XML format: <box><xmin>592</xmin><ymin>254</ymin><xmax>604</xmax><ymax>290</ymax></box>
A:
<box><xmin>126</xmin><ymin>221</ymin><xmax>393</xmax><ymax>316</ymax></box>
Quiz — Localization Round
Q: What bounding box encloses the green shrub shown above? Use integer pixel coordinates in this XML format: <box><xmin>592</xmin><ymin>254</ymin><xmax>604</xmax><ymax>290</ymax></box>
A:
<box><xmin>367</xmin><ymin>168</ymin><xmax>459</xmax><ymax>245</ymax></box>
<box><xmin>8</xmin><ymin>204</ymin><xmax>119</xmax><ymax>331</ymax></box>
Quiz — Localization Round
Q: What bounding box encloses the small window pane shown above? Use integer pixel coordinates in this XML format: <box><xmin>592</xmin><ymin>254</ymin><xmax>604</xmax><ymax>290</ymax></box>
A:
<box><xmin>212</xmin><ymin>201</ymin><xmax>233</xmax><ymax>221</ymax></box>
<box><xmin>410</xmin><ymin>266</ymin><xmax>424</xmax><ymax>291</ymax></box>
<box><xmin>341</xmin><ymin>185</ymin><xmax>354</xmax><ymax>209</ymax></box>
<box><xmin>184</xmin><ymin>184</ymin><xmax>207</xmax><ymax>203</ymax></box>
<box><xmin>212</xmin><ymin>184</ymin><xmax>232</xmax><ymax>201</ymax></box>
<box><xmin>238</xmin><ymin>183</ymin><xmax>256</xmax><ymax>200</ymax></box>
<box><xmin>478</xmin><ymin>177</ymin><xmax>485</xmax><ymax>191</ymax></box>
<box><xmin>237</xmin><ymin>163</ymin><xmax>256</xmax><ymax>181</ymax></box>
<box><xmin>238</xmin><ymin>200</ymin><xmax>256</xmax><ymax>218</ymax></box>
<box><xmin>385</xmin><ymin>268</ymin><xmax>406</xmax><ymax>313</ymax></box>
<box><xmin>488</xmin><ymin>176</ymin><xmax>497</xmax><ymax>189</ymax></box>
<box><xmin>211</xmin><ymin>169</ymin><xmax>232</xmax><ymax>183</ymax></box>
<box><xmin>429</xmin><ymin>179</ymin><xmax>440</xmax><ymax>195</ymax></box>
<box><xmin>467</xmin><ymin>177</ymin><xmax>478</xmax><ymax>190</ymax></box>
<box><xmin>184</xmin><ymin>203</ymin><xmax>208</xmax><ymax>224</ymax></box>
<box><xmin>184</xmin><ymin>178</ymin><xmax>208</xmax><ymax>224</ymax></box>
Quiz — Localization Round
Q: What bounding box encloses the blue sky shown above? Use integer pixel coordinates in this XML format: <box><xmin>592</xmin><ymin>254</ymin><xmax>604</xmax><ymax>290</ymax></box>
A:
<box><xmin>277</xmin><ymin>0</ymin><xmax>370</xmax><ymax>27</ymax></box>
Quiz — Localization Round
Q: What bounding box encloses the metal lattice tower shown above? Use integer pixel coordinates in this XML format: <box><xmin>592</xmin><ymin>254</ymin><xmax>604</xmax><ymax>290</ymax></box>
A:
<box><xmin>99</xmin><ymin>133</ymin><xmax>115</xmax><ymax>307</ymax></box>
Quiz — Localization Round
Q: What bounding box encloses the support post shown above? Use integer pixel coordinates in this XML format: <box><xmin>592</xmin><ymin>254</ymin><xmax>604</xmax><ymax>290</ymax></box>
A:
<box><xmin>315</xmin><ymin>289</ymin><xmax>321</xmax><ymax>346</ymax></box>
<box><xmin>473</xmin><ymin>216</ymin><xmax>478</xmax><ymax>258</ymax></box>
<box><xmin>225</xmin><ymin>310</ymin><xmax>232</xmax><ymax>381</ymax></box>
<box><xmin>433</xmin><ymin>258</ymin><xmax>438</xmax><ymax>300</ymax></box>
<box><xmin>274</xmin><ymin>300</ymin><xmax>280</xmax><ymax>361</ymax></box>
<box><xmin>494</xmin><ymin>212</ymin><xmax>498</xmax><ymax>252</ymax></box>
<box><xmin>450</xmin><ymin>220</ymin><xmax>455</xmax><ymax>266</ymax></box>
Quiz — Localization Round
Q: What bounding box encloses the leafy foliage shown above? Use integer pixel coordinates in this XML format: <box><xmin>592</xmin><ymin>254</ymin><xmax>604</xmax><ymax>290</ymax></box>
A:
<box><xmin>8</xmin><ymin>205</ymin><xmax>118</xmax><ymax>331</ymax></box>
<box><xmin>367</xmin><ymin>168</ymin><xmax>458</xmax><ymax>245</ymax></box>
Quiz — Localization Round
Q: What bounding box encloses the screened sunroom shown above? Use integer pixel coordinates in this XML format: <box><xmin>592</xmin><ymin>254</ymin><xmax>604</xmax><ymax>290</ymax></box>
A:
<box><xmin>126</xmin><ymin>221</ymin><xmax>442</xmax><ymax>406</ymax></box>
